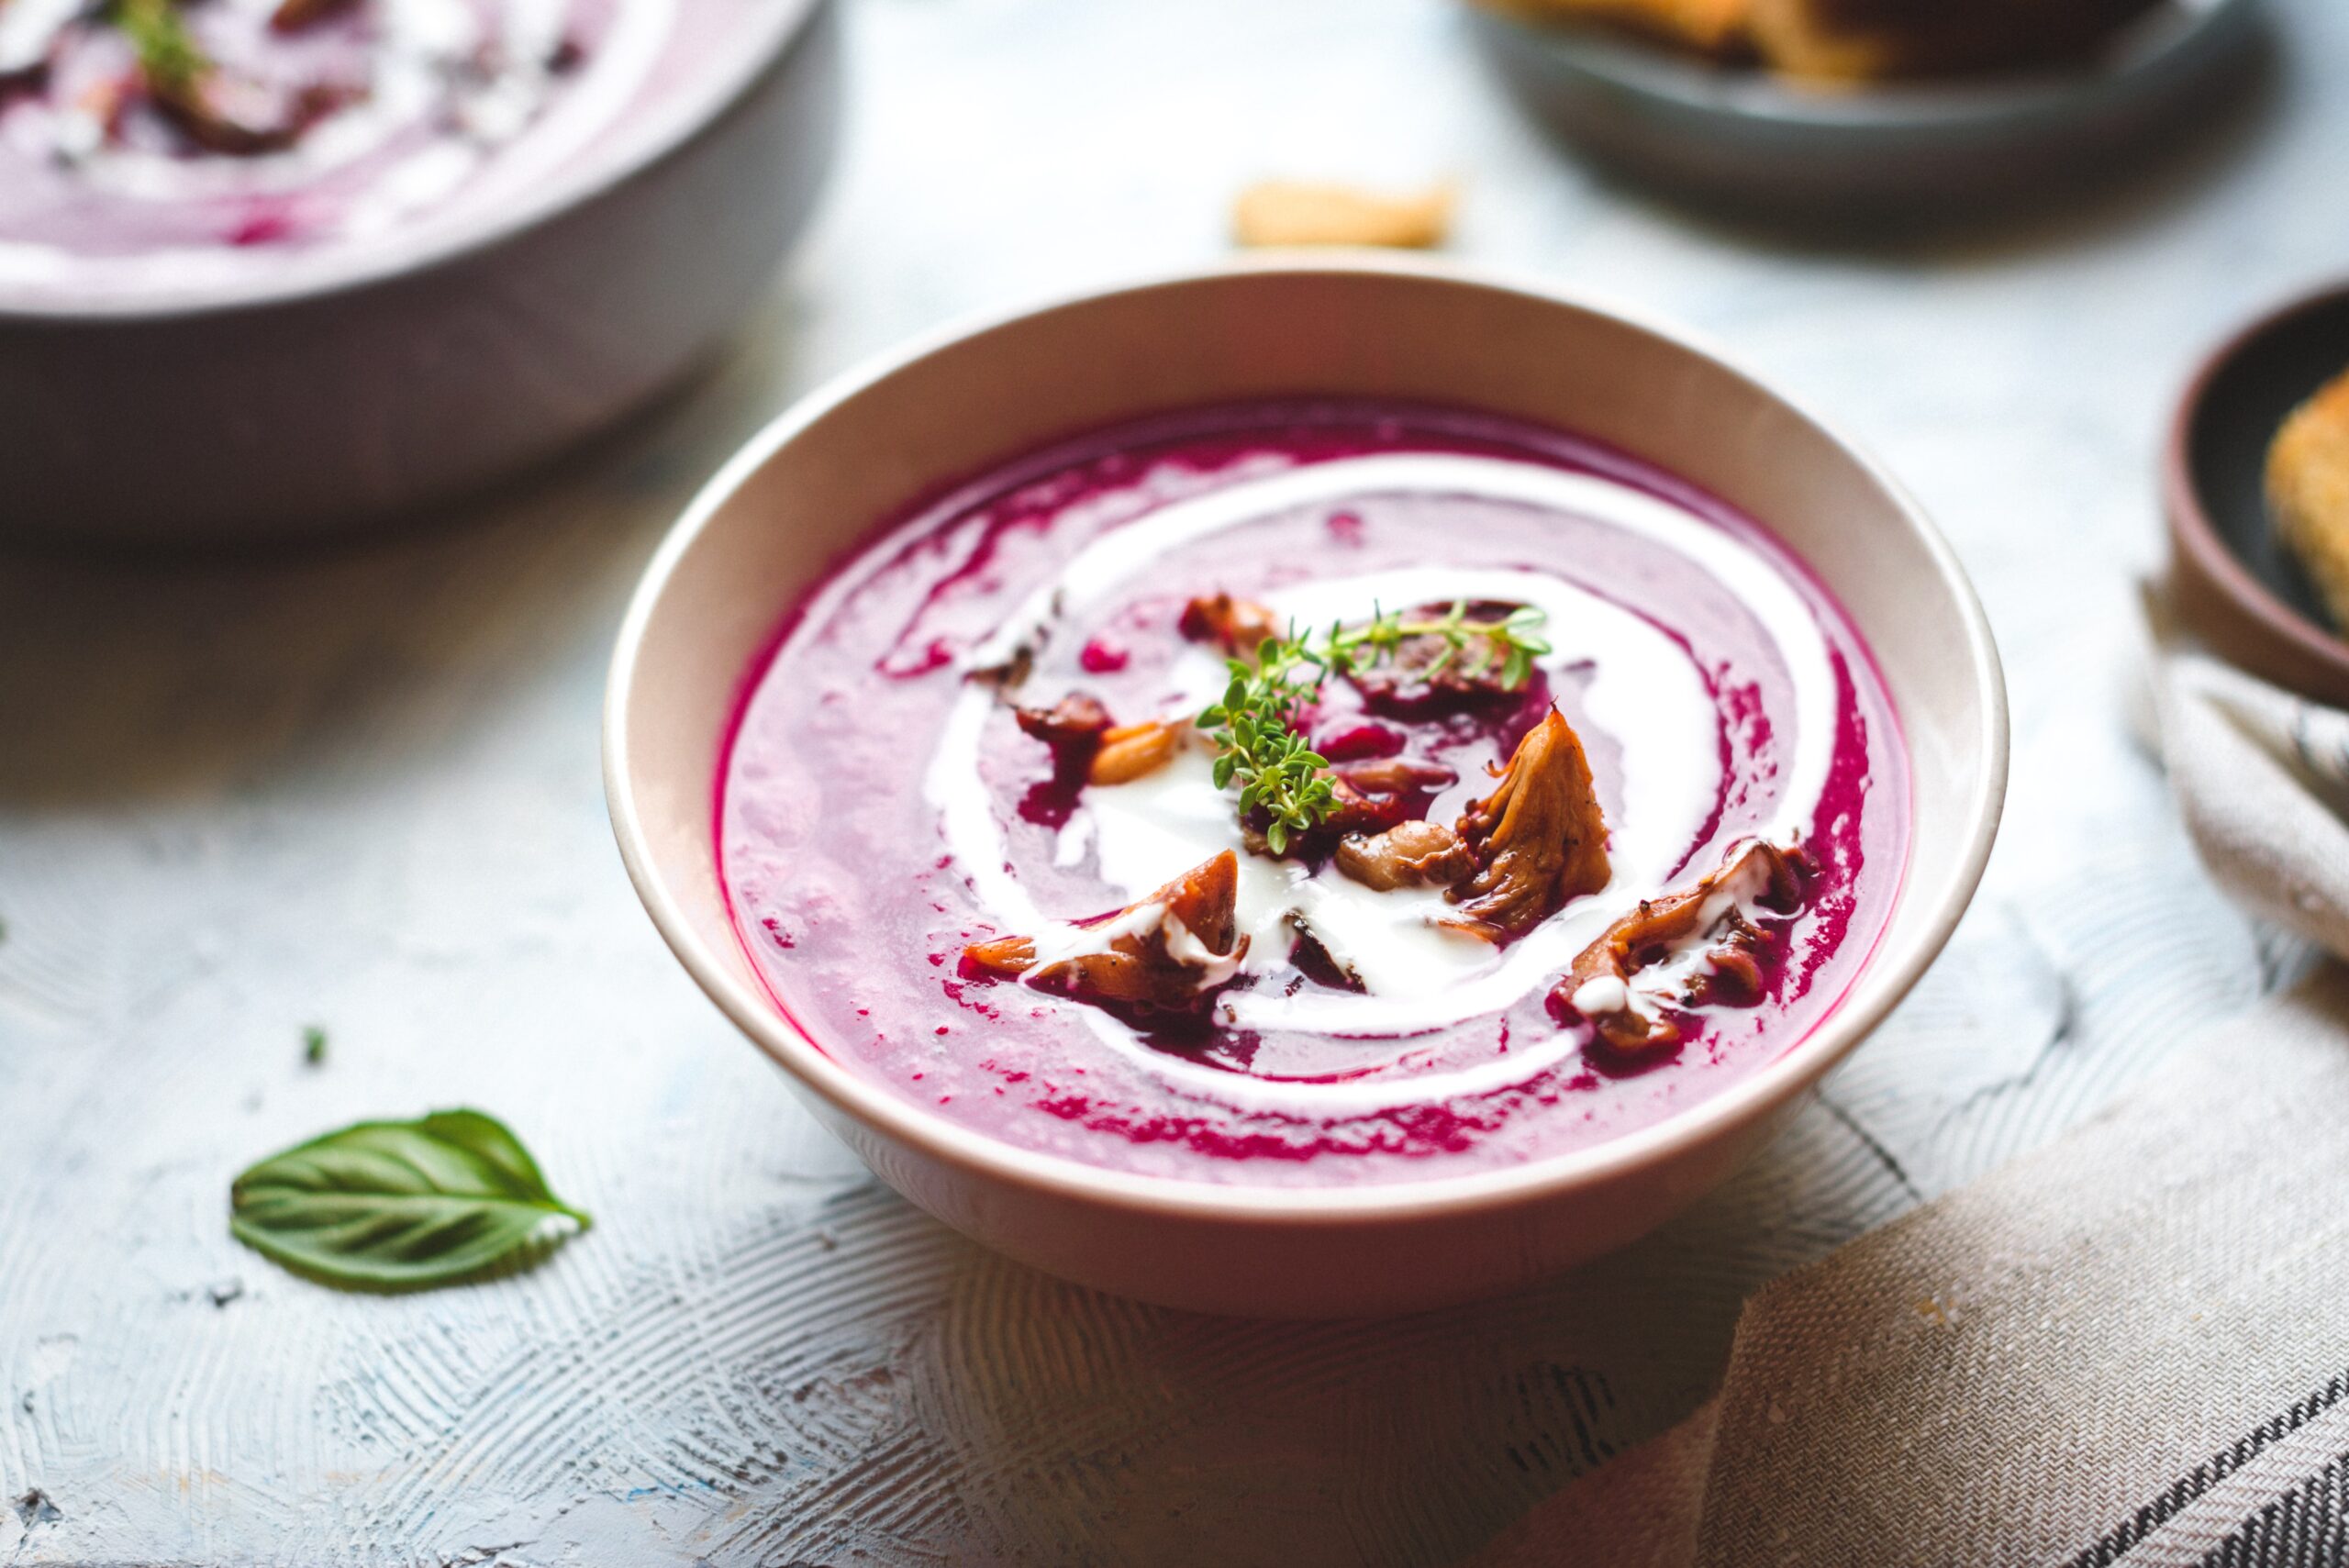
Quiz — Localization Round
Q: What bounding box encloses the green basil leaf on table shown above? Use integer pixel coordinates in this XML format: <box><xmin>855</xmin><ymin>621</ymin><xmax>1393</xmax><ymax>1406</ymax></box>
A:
<box><xmin>229</xmin><ymin>1109</ymin><xmax>591</xmax><ymax>1289</ymax></box>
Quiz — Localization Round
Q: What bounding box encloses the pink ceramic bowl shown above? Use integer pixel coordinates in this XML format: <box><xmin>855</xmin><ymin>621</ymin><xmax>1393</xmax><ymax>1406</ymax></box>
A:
<box><xmin>604</xmin><ymin>257</ymin><xmax>2007</xmax><ymax>1318</ymax></box>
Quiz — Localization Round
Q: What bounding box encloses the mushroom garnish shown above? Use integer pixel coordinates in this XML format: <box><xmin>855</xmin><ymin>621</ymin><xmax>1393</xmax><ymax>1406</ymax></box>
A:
<box><xmin>961</xmin><ymin>851</ymin><xmax>1251</xmax><ymax>1013</ymax></box>
<box><xmin>1443</xmin><ymin>706</ymin><xmax>1611</xmax><ymax>940</ymax></box>
<box><xmin>1559</xmin><ymin>840</ymin><xmax>1810</xmax><ymax>1051</ymax></box>
<box><xmin>1324</xmin><ymin>756</ymin><xmax>1455</xmax><ymax>837</ymax></box>
<box><xmin>269</xmin><ymin>0</ymin><xmax>358</xmax><ymax>31</ymax></box>
<box><xmin>1014</xmin><ymin>695</ymin><xmax>1183</xmax><ymax>787</ymax></box>
<box><xmin>1015</xmin><ymin>693</ymin><xmax>1112</xmax><ymax>753</ymax></box>
<box><xmin>1179</xmin><ymin>593</ymin><xmax>1281</xmax><ymax>659</ymax></box>
<box><xmin>1335</xmin><ymin>818</ymin><xmax>1475</xmax><ymax>893</ymax></box>
<box><xmin>1088</xmin><ymin>721</ymin><xmax>1183</xmax><ymax>785</ymax></box>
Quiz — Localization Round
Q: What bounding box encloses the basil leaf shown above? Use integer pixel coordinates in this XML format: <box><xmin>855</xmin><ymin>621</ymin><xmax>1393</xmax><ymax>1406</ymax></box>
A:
<box><xmin>229</xmin><ymin>1109</ymin><xmax>591</xmax><ymax>1290</ymax></box>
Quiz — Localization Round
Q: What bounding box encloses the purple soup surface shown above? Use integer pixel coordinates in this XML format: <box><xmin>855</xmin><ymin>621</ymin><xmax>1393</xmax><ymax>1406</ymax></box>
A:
<box><xmin>718</xmin><ymin>402</ymin><xmax>1910</xmax><ymax>1186</ymax></box>
<box><xmin>0</xmin><ymin>0</ymin><xmax>768</xmax><ymax>298</ymax></box>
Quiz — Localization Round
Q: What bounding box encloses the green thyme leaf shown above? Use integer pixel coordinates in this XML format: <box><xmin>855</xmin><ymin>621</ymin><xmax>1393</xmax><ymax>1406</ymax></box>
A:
<box><xmin>1195</xmin><ymin>599</ymin><xmax>1550</xmax><ymax>852</ymax></box>
<box><xmin>301</xmin><ymin>1025</ymin><xmax>327</xmax><ymax>1065</ymax></box>
<box><xmin>229</xmin><ymin>1109</ymin><xmax>590</xmax><ymax>1291</ymax></box>
<box><xmin>113</xmin><ymin>0</ymin><xmax>209</xmax><ymax>95</ymax></box>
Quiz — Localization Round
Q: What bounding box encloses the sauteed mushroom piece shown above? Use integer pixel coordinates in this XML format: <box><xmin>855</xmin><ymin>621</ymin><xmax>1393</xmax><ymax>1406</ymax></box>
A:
<box><xmin>1444</xmin><ymin>707</ymin><xmax>1610</xmax><ymax>940</ymax></box>
<box><xmin>1179</xmin><ymin>593</ymin><xmax>1281</xmax><ymax>659</ymax></box>
<box><xmin>1323</xmin><ymin>755</ymin><xmax>1456</xmax><ymax>836</ymax></box>
<box><xmin>962</xmin><ymin>851</ymin><xmax>1251</xmax><ymax>1012</ymax></box>
<box><xmin>1562</xmin><ymin>840</ymin><xmax>1809</xmax><ymax>1051</ymax></box>
<box><xmin>1013</xmin><ymin>695</ymin><xmax>1182</xmax><ymax>786</ymax></box>
<box><xmin>269</xmin><ymin>0</ymin><xmax>358</xmax><ymax>31</ymax></box>
<box><xmin>1088</xmin><ymin>721</ymin><xmax>1183</xmax><ymax>785</ymax></box>
<box><xmin>1335</xmin><ymin>818</ymin><xmax>1475</xmax><ymax>892</ymax></box>
<box><xmin>1014</xmin><ymin>693</ymin><xmax>1112</xmax><ymax>751</ymax></box>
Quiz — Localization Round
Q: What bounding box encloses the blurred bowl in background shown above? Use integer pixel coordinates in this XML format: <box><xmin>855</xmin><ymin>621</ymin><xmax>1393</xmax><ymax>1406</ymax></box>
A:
<box><xmin>1465</xmin><ymin>0</ymin><xmax>2266</xmax><ymax>220</ymax></box>
<box><xmin>2167</xmin><ymin>278</ymin><xmax>2349</xmax><ymax>706</ymax></box>
<box><xmin>0</xmin><ymin>0</ymin><xmax>841</xmax><ymax>547</ymax></box>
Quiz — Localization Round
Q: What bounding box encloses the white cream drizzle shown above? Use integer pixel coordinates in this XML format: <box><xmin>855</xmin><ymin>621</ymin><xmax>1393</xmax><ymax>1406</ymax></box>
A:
<box><xmin>922</xmin><ymin>452</ymin><xmax>1840</xmax><ymax>1114</ymax></box>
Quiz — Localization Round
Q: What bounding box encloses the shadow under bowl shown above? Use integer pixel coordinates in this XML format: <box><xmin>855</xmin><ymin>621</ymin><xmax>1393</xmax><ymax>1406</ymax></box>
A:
<box><xmin>604</xmin><ymin>257</ymin><xmax>2009</xmax><ymax>1318</ymax></box>
<box><xmin>2166</xmin><ymin>280</ymin><xmax>2349</xmax><ymax>707</ymax></box>
<box><xmin>0</xmin><ymin>0</ymin><xmax>841</xmax><ymax>548</ymax></box>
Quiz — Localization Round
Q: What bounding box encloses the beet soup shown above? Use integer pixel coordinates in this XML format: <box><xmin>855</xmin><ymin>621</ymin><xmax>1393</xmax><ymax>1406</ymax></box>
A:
<box><xmin>0</xmin><ymin>0</ymin><xmax>754</xmax><ymax>299</ymax></box>
<box><xmin>718</xmin><ymin>402</ymin><xmax>1909</xmax><ymax>1187</ymax></box>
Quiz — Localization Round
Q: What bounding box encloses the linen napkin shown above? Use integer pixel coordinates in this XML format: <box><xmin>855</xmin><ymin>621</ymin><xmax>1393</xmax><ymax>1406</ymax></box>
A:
<box><xmin>2137</xmin><ymin>582</ymin><xmax>2349</xmax><ymax>965</ymax></box>
<box><xmin>1473</xmin><ymin>591</ymin><xmax>2349</xmax><ymax>1567</ymax></box>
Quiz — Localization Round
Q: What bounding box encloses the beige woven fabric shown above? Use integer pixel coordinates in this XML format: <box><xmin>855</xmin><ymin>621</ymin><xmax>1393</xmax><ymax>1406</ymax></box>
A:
<box><xmin>1472</xmin><ymin>1401</ymin><xmax>1717</xmax><ymax>1568</ymax></box>
<box><xmin>1695</xmin><ymin>964</ymin><xmax>2349</xmax><ymax>1567</ymax></box>
<box><xmin>1475</xmin><ymin>606</ymin><xmax>2349</xmax><ymax>1567</ymax></box>
<box><xmin>1478</xmin><ymin>973</ymin><xmax>2349</xmax><ymax>1568</ymax></box>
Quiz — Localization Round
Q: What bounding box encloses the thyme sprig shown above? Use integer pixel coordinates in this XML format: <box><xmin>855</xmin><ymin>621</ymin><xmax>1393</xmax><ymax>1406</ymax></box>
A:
<box><xmin>113</xmin><ymin>0</ymin><xmax>209</xmax><ymax>96</ymax></box>
<box><xmin>1198</xmin><ymin>659</ymin><xmax>1334</xmax><ymax>855</ymax></box>
<box><xmin>1196</xmin><ymin>601</ymin><xmax>1551</xmax><ymax>853</ymax></box>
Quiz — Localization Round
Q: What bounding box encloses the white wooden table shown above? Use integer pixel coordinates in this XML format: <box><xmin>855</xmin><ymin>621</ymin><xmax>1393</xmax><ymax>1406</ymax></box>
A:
<box><xmin>1</xmin><ymin>0</ymin><xmax>2337</xmax><ymax>1561</ymax></box>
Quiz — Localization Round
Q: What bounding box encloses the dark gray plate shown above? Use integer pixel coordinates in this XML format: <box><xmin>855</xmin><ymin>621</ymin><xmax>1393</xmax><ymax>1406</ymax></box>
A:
<box><xmin>0</xmin><ymin>0</ymin><xmax>841</xmax><ymax>547</ymax></box>
<box><xmin>1467</xmin><ymin>0</ymin><xmax>2265</xmax><ymax>217</ymax></box>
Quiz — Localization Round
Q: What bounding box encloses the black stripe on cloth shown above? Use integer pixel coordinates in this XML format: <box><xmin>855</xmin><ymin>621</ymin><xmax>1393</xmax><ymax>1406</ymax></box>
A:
<box><xmin>2194</xmin><ymin>1450</ymin><xmax>2349</xmax><ymax>1568</ymax></box>
<box><xmin>2063</xmin><ymin>1369</ymin><xmax>2349</xmax><ymax>1567</ymax></box>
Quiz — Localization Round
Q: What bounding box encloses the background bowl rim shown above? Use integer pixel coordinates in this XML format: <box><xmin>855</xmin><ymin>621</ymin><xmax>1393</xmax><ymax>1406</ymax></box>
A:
<box><xmin>2164</xmin><ymin>274</ymin><xmax>2349</xmax><ymax>690</ymax></box>
<box><xmin>603</xmin><ymin>253</ymin><xmax>2010</xmax><ymax>1225</ymax></box>
<box><xmin>0</xmin><ymin>0</ymin><xmax>826</xmax><ymax>327</ymax></box>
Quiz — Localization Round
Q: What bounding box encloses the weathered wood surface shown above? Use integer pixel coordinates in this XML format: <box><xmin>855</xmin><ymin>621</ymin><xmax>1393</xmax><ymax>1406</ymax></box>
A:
<box><xmin>0</xmin><ymin>0</ymin><xmax>2335</xmax><ymax>1561</ymax></box>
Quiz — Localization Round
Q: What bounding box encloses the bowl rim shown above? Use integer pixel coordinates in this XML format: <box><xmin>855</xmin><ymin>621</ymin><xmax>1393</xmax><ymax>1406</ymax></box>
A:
<box><xmin>2163</xmin><ymin>274</ymin><xmax>2349</xmax><ymax>691</ymax></box>
<box><xmin>0</xmin><ymin>0</ymin><xmax>826</xmax><ymax>326</ymax></box>
<box><xmin>1470</xmin><ymin>0</ymin><xmax>2252</xmax><ymax>130</ymax></box>
<box><xmin>604</xmin><ymin>252</ymin><xmax>2009</xmax><ymax>1224</ymax></box>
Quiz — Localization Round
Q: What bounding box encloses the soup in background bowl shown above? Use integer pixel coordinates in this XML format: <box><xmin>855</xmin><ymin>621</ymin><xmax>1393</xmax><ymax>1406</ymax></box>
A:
<box><xmin>0</xmin><ymin>0</ymin><xmax>838</xmax><ymax>542</ymax></box>
<box><xmin>606</xmin><ymin>259</ymin><xmax>2006</xmax><ymax>1318</ymax></box>
<box><xmin>0</xmin><ymin>0</ymin><xmax>771</xmax><ymax>302</ymax></box>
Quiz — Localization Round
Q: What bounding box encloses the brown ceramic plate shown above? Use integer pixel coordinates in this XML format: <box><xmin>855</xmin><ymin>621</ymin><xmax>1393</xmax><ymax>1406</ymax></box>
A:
<box><xmin>2166</xmin><ymin>280</ymin><xmax>2349</xmax><ymax>707</ymax></box>
<box><xmin>0</xmin><ymin>0</ymin><xmax>840</xmax><ymax>547</ymax></box>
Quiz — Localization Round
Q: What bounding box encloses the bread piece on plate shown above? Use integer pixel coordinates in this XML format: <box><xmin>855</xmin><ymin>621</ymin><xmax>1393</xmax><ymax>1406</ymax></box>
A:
<box><xmin>1476</xmin><ymin>0</ymin><xmax>1753</xmax><ymax>58</ymax></box>
<box><xmin>2269</xmin><ymin>367</ymin><xmax>2349</xmax><ymax>633</ymax></box>
<box><xmin>1745</xmin><ymin>0</ymin><xmax>2162</xmax><ymax>80</ymax></box>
